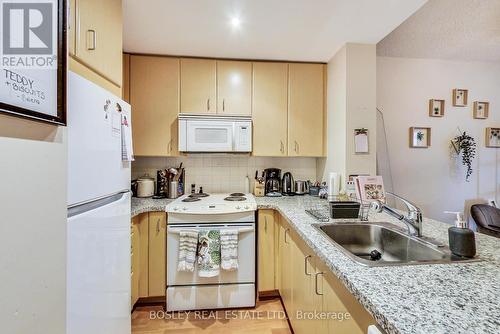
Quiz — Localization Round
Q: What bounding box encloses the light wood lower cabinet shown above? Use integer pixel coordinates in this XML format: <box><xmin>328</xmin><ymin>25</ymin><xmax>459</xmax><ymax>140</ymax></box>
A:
<box><xmin>131</xmin><ymin>216</ymin><xmax>140</xmax><ymax>307</ymax></box>
<box><xmin>279</xmin><ymin>217</ymin><xmax>294</xmax><ymax>314</ymax></box>
<box><xmin>148</xmin><ymin>212</ymin><xmax>167</xmax><ymax>297</ymax></box>
<box><xmin>131</xmin><ymin>211</ymin><xmax>167</xmax><ymax>309</ymax></box>
<box><xmin>257</xmin><ymin>210</ymin><xmax>276</xmax><ymax>292</ymax></box>
<box><xmin>317</xmin><ymin>261</ymin><xmax>375</xmax><ymax>333</ymax></box>
<box><xmin>260</xmin><ymin>209</ymin><xmax>376</xmax><ymax>333</ymax></box>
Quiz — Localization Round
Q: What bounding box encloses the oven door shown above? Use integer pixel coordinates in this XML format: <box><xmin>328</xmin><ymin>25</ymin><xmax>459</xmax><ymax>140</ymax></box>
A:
<box><xmin>167</xmin><ymin>223</ymin><xmax>255</xmax><ymax>286</ymax></box>
<box><xmin>185</xmin><ymin>120</ymin><xmax>234</xmax><ymax>152</ymax></box>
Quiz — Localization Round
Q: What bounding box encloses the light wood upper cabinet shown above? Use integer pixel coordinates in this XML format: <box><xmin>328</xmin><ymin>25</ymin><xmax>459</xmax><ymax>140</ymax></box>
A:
<box><xmin>74</xmin><ymin>0</ymin><xmax>123</xmax><ymax>87</ymax></box>
<box><xmin>288</xmin><ymin>63</ymin><xmax>324</xmax><ymax>157</ymax></box>
<box><xmin>258</xmin><ymin>210</ymin><xmax>276</xmax><ymax>292</ymax></box>
<box><xmin>148</xmin><ymin>212</ymin><xmax>167</xmax><ymax>297</ymax></box>
<box><xmin>68</xmin><ymin>0</ymin><xmax>76</xmax><ymax>56</ymax></box>
<box><xmin>130</xmin><ymin>55</ymin><xmax>180</xmax><ymax>156</ymax></box>
<box><xmin>252</xmin><ymin>62</ymin><xmax>288</xmax><ymax>156</ymax></box>
<box><xmin>180</xmin><ymin>58</ymin><xmax>217</xmax><ymax>114</ymax></box>
<box><xmin>122</xmin><ymin>54</ymin><xmax>130</xmax><ymax>102</ymax></box>
<box><xmin>217</xmin><ymin>60</ymin><xmax>252</xmax><ymax>116</ymax></box>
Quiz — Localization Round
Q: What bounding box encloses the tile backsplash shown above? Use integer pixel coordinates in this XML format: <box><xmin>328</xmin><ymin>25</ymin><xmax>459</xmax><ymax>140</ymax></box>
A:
<box><xmin>132</xmin><ymin>155</ymin><xmax>318</xmax><ymax>194</ymax></box>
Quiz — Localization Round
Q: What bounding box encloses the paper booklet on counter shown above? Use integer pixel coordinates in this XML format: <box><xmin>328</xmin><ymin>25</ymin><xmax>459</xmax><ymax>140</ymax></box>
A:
<box><xmin>354</xmin><ymin>175</ymin><xmax>386</xmax><ymax>204</ymax></box>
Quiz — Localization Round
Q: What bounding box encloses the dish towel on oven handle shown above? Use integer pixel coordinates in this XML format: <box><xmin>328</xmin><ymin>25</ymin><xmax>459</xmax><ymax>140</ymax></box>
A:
<box><xmin>177</xmin><ymin>230</ymin><xmax>198</xmax><ymax>272</ymax></box>
<box><xmin>220</xmin><ymin>229</ymin><xmax>239</xmax><ymax>271</ymax></box>
<box><xmin>197</xmin><ymin>230</ymin><xmax>221</xmax><ymax>277</ymax></box>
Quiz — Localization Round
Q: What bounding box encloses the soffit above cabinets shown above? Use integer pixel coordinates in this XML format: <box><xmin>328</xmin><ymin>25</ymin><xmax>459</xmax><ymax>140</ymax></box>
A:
<box><xmin>123</xmin><ymin>0</ymin><xmax>427</xmax><ymax>62</ymax></box>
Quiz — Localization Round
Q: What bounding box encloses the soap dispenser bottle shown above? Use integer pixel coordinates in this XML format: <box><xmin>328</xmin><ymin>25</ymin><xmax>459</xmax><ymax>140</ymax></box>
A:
<box><xmin>444</xmin><ymin>211</ymin><xmax>476</xmax><ymax>258</ymax></box>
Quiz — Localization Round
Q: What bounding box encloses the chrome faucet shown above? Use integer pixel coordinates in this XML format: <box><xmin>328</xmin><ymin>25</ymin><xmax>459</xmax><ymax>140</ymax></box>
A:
<box><xmin>370</xmin><ymin>192</ymin><xmax>423</xmax><ymax>237</ymax></box>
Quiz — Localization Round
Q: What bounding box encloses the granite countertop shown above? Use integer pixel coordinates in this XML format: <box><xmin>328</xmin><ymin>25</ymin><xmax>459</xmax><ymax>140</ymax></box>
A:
<box><xmin>131</xmin><ymin>195</ymin><xmax>500</xmax><ymax>334</ymax></box>
<box><xmin>131</xmin><ymin>197</ymin><xmax>174</xmax><ymax>217</ymax></box>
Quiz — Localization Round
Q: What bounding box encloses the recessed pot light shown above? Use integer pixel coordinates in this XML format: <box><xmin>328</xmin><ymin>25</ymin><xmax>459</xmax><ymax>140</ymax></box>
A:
<box><xmin>230</xmin><ymin>17</ymin><xmax>241</xmax><ymax>28</ymax></box>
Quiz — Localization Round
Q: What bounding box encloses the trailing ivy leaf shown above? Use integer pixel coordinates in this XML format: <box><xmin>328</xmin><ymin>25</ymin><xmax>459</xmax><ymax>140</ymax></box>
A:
<box><xmin>453</xmin><ymin>132</ymin><xmax>476</xmax><ymax>182</ymax></box>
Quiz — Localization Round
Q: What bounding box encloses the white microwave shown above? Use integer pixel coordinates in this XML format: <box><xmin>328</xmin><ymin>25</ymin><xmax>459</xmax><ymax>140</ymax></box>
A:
<box><xmin>178</xmin><ymin>115</ymin><xmax>252</xmax><ymax>153</ymax></box>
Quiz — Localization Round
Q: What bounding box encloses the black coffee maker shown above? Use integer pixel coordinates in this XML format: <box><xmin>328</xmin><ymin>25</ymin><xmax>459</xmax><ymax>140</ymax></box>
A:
<box><xmin>264</xmin><ymin>168</ymin><xmax>282</xmax><ymax>197</ymax></box>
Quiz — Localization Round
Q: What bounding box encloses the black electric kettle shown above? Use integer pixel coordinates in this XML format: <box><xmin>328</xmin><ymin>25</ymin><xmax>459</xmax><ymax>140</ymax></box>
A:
<box><xmin>281</xmin><ymin>172</ymin><xmax>295</xmax><ymax>196</ymax></box>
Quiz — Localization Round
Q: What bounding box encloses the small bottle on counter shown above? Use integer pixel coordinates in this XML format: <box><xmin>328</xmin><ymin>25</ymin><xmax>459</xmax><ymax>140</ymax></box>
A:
<box><xmin>445</xmin><ymin>211</ymin><xmax>476</xmax><ymax>258</ymax></box>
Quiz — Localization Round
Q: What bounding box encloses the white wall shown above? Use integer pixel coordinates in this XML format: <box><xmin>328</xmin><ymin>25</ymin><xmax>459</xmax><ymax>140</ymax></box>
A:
<box><xmin>346</xmin><ymin>44</ymin><xmax>377</xmax><ymax>176</ymax></box>
<box><xmin>377</xmin><ymin>56</ymin><xmax>500</xmax><ymax>223</ymax></box>
<box><xmin>0</xmin><ymin>115</ymin><xmax>67</xmax><ymax>333</ymax></box>
<box><xmin>318</xmin><ymin>45</ymin><xmax>347</xmax><ymax>180</ymax></box>
<box><xmin>318</xmin><ymin>44</ymin><xmax>377</xmax><ymax>185</ymax></box>
<box><xmin>133</xmin><ymin>156</ymin><xmax>318</xmax><ymax>194</ymax></box>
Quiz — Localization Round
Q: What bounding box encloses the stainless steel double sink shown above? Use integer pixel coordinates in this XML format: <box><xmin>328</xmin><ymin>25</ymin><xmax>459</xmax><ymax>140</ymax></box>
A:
<box><xmin>313</xmin><ymin>222</ymin><xmax>480</xmax><ymax>267</ymax></box>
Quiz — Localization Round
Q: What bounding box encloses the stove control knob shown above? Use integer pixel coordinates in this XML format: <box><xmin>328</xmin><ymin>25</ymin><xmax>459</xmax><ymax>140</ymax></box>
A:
<box><xmin>244</xmin><ymin>206</ymin><xmax>249</xmax><ymax>210</ymax></box>
<box><xmin>182</xmin><ymin>207</ymin><xmax>187</xmax><ymax>211</ymax></box>
<box><xmin>173</xmin><ymin>207</ymin><xmax>179</xmax><ymax>211</ymax></box>
<box><xmin>236</xmin><ymin>206</ymin><xmax>241</xmax><ymax>210</ymax></box>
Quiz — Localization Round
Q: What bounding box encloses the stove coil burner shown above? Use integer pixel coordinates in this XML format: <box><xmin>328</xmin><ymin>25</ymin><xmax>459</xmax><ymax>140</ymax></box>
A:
<box><xmin>224</xmin><ymin>196</ymin><xmax>246</xmax><ymax>202</ymax></box>
<box><xmin>182</xmin><ymin>197</ymin><xmax>201</xmax><ymax>202</ymax></box>
<box><xmin>188</xmin><ymin>193</ymin><xmax>209</xmax><ymax>198</ymax></box>
<box><xmin>230</xmin><ymin>192</ymin><xmax>245</xmax><ymax>197</ymax></box>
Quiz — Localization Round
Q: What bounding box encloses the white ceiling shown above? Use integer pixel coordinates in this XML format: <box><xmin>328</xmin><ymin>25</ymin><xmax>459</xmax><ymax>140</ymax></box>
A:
<box><xmin>123</xmin><ymin>0</ymin><xmax>427</xmax><ymax>62</ymax></box>
<box><xmin>377</xmin><ymin>0</ymin><xmax>500</xmax><ymax>62</ymax></box>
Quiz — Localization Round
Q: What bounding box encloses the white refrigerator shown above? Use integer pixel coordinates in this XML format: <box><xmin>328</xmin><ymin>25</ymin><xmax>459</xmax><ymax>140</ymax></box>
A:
<box><xmin>67</xmin><ymin>72</ymin><xmax>132</xmax><ymax>334</ymax></box>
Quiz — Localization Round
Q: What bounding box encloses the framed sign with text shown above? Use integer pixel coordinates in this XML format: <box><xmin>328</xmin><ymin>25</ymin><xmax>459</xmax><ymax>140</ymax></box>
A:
<box><xmin>0</xmin><ymin>0</ymin><xmax>66</xmax><ymax>125</ymax></box>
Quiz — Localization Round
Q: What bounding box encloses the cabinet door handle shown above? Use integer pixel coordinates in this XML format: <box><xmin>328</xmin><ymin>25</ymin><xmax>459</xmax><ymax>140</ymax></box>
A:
<box><xmin>207</xmin><ymin>98</ymin><xmax>210</xmax><ymax>111</ymax></box>
<box><xmin>280</xmin><ymin>140</ymin><xmax>284</xmax><ymax>153</ymax></box>
<box><xmin>264</xmin><ymin>216</ymin><xmax>268</xmax><ymax>232</ymax></box>
<box><xmin>86</xmin><ymin>29</ymin><xmax>96</xmax><ymax>50</ymax></box>
<box><xmin>156</xmin><ymin>218</ymin><xmax>160</xmax><ymax>233</ymax></box>
<box><xmin>168</xmin><ymin>140</ymin><xmax>172</xmax><ymax>153</ymax></box>
<box><xmin>284</xmin><ymin>228</ymin><xmax>290</xmax><ymax>244</ymax></box>
<box><xmin>315</xmin><ymin>272</ymin><xmax>324</xmax><ymax>295</ymax></box>
<box><xmin>222</xmin><ymin>99</ymin><xmax>225</xmax><ymax>112</ymax></box>
<box><xmin>304</xmin><ymin>255</ymin><xmax>312</xmax><ymax>276</ymax></box>
<box><xmin>294</xmin><ymin>141</ymin><xmax>298</xmax><ymax>152</ymax></box>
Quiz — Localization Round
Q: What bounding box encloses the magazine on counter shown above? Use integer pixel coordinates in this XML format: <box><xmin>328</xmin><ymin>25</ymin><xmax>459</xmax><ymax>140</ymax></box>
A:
<box><xmin>354</xmin><ymin>176</ymin><xmax>386</xmax><ymax>203</ymax></box>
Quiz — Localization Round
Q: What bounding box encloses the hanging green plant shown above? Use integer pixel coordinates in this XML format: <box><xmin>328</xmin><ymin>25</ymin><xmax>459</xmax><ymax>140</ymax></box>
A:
<box><xmin>451</xmin><ymin>132</ymin><xmax>476</xmax><ymax>182</ymax></box>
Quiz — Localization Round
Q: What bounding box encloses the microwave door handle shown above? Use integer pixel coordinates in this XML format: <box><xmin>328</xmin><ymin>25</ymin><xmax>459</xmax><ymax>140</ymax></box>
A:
<box><xmin>232</xmin><ymin>123</ymin><xmax>236</xmax><ymax>150</ymax></box>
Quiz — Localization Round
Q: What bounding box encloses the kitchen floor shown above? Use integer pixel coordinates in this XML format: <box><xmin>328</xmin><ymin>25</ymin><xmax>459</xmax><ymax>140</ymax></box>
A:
<box><xmin>132</xmin><ymin>299</ymin><xmax>292</xmax><ymax>333</ymax></box>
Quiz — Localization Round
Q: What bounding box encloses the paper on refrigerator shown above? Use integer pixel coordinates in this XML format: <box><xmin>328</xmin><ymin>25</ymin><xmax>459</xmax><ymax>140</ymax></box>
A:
<box><xmin>121</xmin><ymin>108</ymin><xmax>134</xmax><ymax>161</ymax></box>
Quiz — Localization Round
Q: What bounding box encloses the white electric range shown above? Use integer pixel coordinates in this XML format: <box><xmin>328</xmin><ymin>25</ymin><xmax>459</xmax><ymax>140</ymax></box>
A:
<box><xmin>165</xmin><ymin>193</ymin><xmax>257</xmax><ymax>312</ymax></box>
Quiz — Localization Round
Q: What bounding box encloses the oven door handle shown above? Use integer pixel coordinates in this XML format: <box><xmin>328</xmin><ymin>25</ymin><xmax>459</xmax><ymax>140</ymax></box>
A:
<box><xmin>167</xmin><ymin>226</ymin><xmax>254</xmax><ymax>234</ymax></box>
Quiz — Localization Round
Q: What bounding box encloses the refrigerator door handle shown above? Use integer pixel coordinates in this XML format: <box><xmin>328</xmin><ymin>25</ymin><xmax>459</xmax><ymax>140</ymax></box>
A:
<box><xmin>68</xmin><ymin>191</ymin><xmax>130</xmax><ymax>218</ymax></box>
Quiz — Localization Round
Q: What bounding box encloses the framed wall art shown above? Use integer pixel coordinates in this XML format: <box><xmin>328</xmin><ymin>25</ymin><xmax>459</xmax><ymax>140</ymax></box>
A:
<box><xmin>485</xmin><ymin>128</ymin><xmax>500</xmax><ymax>148</ymax></box>
<box><xmin>0</xmin><ymin>0</ymin><xmax>67</xmax><ymax>125</ymax></box>
<box><xmin>452</xmin><ymin>89</ymin><xmax>468</xmax><ymax>107</ymax></box>
<box><xmin>409</xmin><ymin>127</ymin><xmax>431</xmax><ymax>148</ymax></box>
<box><xmin>473</xmin><ymin>101</ymin><xmax>489</xmax><ymax>119</ymax></box>
<box><xmin>429</xmin><ymin>99</ymin><xmax>445</xmax><ymax>117</ymax></box>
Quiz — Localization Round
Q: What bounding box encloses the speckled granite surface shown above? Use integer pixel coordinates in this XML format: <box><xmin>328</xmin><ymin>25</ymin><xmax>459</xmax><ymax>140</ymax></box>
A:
<box><xmin>131</xmin><ymin>197</ymin><xmax>173</xmax><ymax>217</ymax></box>
<box><xmin>131</xmin><ymin>195</ymin><xmax>500</xmax><ymax>334</ymax></box>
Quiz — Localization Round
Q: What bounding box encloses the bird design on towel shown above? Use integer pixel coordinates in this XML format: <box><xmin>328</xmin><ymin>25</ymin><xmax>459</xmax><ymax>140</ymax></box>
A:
<box><xmin>197</xmin><ymin>230</ymin><xmax>221</xmax><ymax>277</ymax></box>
